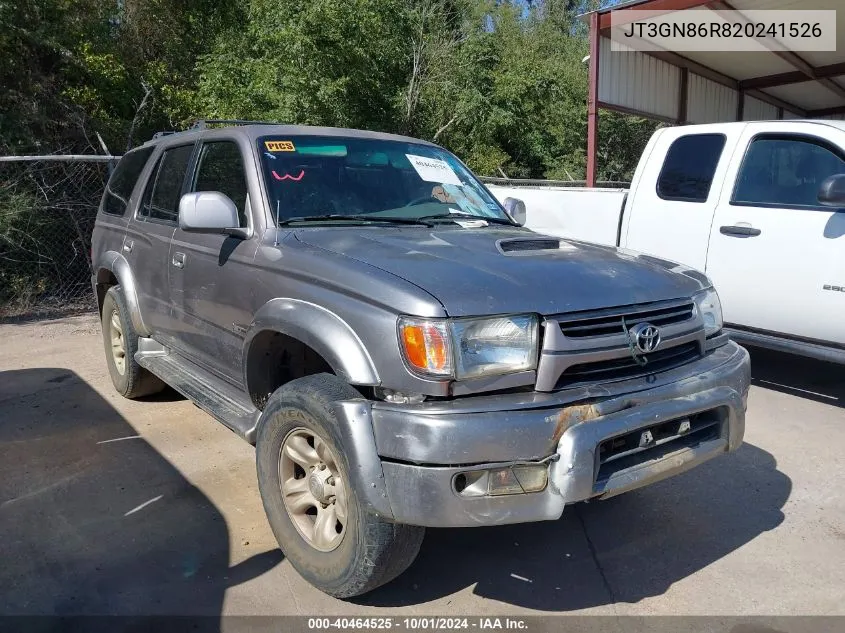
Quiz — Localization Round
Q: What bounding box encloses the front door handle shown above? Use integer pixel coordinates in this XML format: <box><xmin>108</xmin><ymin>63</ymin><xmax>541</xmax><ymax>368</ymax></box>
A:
<box><xmin>720</xmin><ymin>224</ymin><xmax>761</xmax><ymax>237</ymax></box>
<box><xmin>172</xmin><ymin>252</ymin><xmax>186</xmax><ymax>268</ymax></box>
<box><xmin>123</xmin><ymin>239</ymin><xmax>134</xmax><ymax>253</ymax></box>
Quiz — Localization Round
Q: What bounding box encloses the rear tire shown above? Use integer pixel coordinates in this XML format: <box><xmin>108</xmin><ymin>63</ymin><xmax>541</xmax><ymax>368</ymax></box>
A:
<box><xmin>101</xmin><ymin>286</ymin><xmax>165</xmax><ymax>399</ymax></box>
<box><xmin>255</xmin><ymin>373</ymin><xmax>424</xmax><ymax>598</ymax></box>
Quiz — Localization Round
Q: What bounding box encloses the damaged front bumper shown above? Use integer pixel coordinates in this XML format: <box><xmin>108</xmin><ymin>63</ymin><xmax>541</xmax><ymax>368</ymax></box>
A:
<box><xmin>336</xmin><ymin>342</ymin><xmax>750</xmax><ymax>528</ymax></box>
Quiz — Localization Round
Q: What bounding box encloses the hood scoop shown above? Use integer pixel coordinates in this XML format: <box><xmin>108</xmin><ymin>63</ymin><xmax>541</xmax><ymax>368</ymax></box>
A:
<box><xmin>497</xmin><ymin>238</ymin><xmax>563</xmax><ymax>254</ymax></box>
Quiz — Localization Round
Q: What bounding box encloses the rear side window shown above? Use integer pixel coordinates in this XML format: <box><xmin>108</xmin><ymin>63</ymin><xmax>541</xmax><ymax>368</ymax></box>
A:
<box><xmin>192</xmin><ymin>141</ymin><xmax>248</xmax><ymax>226</ymax></box>
<box><xmin>656</xmin><ymin>134</ymin><xmax>726</xmax><ymax>203</ymax></box>
<box><xmin>102</xmin><ymin>147</ymin><xmax>154</xmax><ymax>216</ymax></box>
<box><xmin>139</xmin><ymin>144</ymin><xmax>194</xmax><ymax>223</ymax></box>
<box><xmin>732</xmin><ymin>136</ymin><xmax>845</xmax><ymax>209</ymax></box>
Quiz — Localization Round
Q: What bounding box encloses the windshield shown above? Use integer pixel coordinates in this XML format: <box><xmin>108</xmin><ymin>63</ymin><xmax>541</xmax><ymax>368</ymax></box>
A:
<box><xmin>258</xmin><ymin>135</ymin><xmax>510</xmax><ymax>225</ymax></box>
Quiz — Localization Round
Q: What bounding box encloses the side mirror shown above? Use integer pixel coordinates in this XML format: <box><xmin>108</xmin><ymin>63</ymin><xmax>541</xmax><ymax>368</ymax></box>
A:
<box><xmin>818</xmin><ymin>174</ymin><xmax>845</xmax><ymax>208</ymax></box>
<box><xmin>178</xmin><ymin>192</ymin><xmax>249</xmax><ymax>238</ymax></box>
<box><xmin>502</xmin><ymin>197</ymin><xmax>527</xmax><ymax>226</ymax></box>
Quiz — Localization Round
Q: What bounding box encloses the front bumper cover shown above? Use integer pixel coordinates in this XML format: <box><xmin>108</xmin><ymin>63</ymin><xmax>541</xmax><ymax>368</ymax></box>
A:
<box><xmin>335</xmin><ymin>342</ymin><xmax>750</xmax><ymax>528</ymax></box>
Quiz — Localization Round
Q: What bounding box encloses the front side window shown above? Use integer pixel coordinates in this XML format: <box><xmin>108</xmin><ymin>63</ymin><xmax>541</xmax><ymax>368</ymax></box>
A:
<box><xmin>657</xmin><ymin>134</ymin><xmax>726</xmax><ymax>203</ymax></box>
<box><xmin>139</xmin><ymin>144</ymin><xmax>194</xmax><ymax>223</ymax></box>
<box><xmin>732</xmin><ymin>136</ymin><xmax>845</xmax><ymax>208</ymax></box>
<box><xmin>103</xmin><ymin>146</ymin><xmax>154</xmax><ymax>216</ymax></box>
<box><xmin>258</xmin><ymin>135</ymin><xmax>510</xmax><ymax>225</ymax></box>
<box><xmin>192</xmin><ymin>141</ymin><xmax>248</xmax><ymax>226</ymax></box>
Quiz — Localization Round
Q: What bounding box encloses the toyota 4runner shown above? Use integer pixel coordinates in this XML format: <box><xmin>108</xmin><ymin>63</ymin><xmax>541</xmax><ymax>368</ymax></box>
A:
<box><xmin>91</xmin><ymin>121</ymin><xmax>751</xmax><ymax>598</ymax></box>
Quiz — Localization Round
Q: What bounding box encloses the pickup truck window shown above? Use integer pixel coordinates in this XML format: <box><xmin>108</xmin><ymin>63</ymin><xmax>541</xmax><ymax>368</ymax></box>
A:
<box><xmin>102</xmin><ymin>146</ymin><xmax>154</xmax><ymax>216</ymax></box>
<box><xmin>192</xmin><ymin>141</ymin><xmax>248</xmax><ymax>226</ymax></box>
<box><xmin>258</xmin><ymin>135</ymin><xmax>509</xmax><ymax>224</ymax></box>
<box><xmin>732</xmin><ymin>135</ymin><xmax>845</xmax><ymax>209</ymax></box>
<box><xmin>656</xmin><ymin>134</ymin><xmax>726</xmax><ymax>203</ymax></box>
<box><xmin>139</xmin><ymin>144</ymin><xmax>194</xmax><ymax>224</ymax></box>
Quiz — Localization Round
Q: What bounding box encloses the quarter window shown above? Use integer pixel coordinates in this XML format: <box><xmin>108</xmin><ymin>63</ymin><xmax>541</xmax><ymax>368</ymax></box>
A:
<box><xmin>732</xmin><ymin>136</ymin><xmax>845</xmax><ymax>208</ymax></box>
<box><xmin>192</xmin><ymin>141</ymin><xmax>248</xmax><ymax>226</ymax></box>
<box><xmin>656</xmin><ymin>134</ymin><xmax>726</xmax><ymax>203</ymax></box>
<box><xmin>139</xmin><ymin>144</ymin><xmax>194</xmax><ymax>223</ymax></box>
<box><xmin>102</xmin><ymin>146</ymin><xmax>154</xmax><ymax>216</ymax></box>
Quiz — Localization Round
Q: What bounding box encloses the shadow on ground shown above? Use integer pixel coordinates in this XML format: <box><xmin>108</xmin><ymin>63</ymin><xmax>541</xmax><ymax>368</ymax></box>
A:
<box><xmin>361</xmin><ymin>347</ymin><xmax>845</xmax><ymax>610</ymax></box>
<box><xmin>0</xmin><ymin>368</ymin><xmax>281</xmax><ymax>616</ymax></box>
<box><xmin>361</xmin><ymin>435</ymin><xmax>789</xmax><ymax>611</ymax></box>
<box><xmin>747</xmin><ymin>345</ymin><xmax>845</xmax><ymax>408</ymax></box>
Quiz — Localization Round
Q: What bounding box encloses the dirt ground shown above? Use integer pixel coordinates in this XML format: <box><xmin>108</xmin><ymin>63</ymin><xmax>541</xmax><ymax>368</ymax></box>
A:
<box><xmin>1</xmin><ymin>314</ymin><xmax>843</xmax><ymax>616</ymax></box>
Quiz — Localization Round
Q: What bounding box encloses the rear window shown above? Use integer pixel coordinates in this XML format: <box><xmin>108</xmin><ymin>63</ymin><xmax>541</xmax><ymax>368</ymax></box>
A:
<box><xmin>138</xmin><ymin>144</ymin><xmax>194</xmax><ymax>223</ymax></box>
<box><xmin>656</xmin><ymin>134</ymin><xmax>726</xmax><ymax>203</ymax></box>
<box><xmin>102</xmin><ymin>147</ymin><xmax>154</xmax><ymax>216</ymax></box>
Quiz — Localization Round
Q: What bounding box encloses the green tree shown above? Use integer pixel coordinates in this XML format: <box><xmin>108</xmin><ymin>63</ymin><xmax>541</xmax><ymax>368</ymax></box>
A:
<box><xmin>198</xmin><ymin>0</ymin><xmax>410</xmax><ymax>131</ymax></box>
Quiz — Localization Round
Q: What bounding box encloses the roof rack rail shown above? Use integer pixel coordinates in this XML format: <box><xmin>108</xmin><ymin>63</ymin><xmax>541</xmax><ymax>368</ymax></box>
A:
<box><xmin>191</xmin><ymin>119</ymin><xmax>282</xmax><ymax>129</ymax></box>
<box><xmin>152</xmin><ymin>131</ymin><xmax>178</xmax><ymax>139</ymax></box>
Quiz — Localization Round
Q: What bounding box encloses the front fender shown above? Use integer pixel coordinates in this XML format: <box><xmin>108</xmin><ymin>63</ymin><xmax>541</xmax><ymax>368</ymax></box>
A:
<box><xmin>243</xmin><ymin>298</ymin><xmax>380</xmax><ymax>387</ymax></box>
<box><xmin>96</xmin><ymin>251</ymin><xmax>149</xmax><ymax>336</ymax></box>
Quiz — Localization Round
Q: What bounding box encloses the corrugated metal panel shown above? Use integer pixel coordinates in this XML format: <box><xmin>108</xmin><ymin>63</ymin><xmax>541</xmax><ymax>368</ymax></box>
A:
<box><xmin>821</xmin><ymin>114</ymin><xmax>845</xmax><ymax>121</ymax></box>
<box><xmin>686</xmin><ymin>74</ymin><xmax>738</xmax><ymax>124</ymax></box>
<box><xmin>782</xmin><ymin>110</ymin><xmax>802</xmax><ymax>119</ymax></box>
<box><xmin>765</xmin><ymin>81</ymin><xmax>844</xmax><ymax>110</ymax></box>
<box><xmin>743</xmin><ymin>96</ymin><xmax>779</xmax><ymax>121</ymax></box>
<box><xmin>598</xmin><ymin>37</ymin><xmax>680</xmax><ymax>121</ymax></box>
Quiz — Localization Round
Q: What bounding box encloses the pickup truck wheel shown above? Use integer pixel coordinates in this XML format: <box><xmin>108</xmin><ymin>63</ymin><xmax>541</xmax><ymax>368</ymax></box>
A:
<box><xmin>256</xmin><ymin>374</ymin><xmax>424</xmax><ymax>598</ymax></box>
<box><xmin>101</xmin><ymin>286</ymin><xmax>165</xmax><ymax>399</ymax></box>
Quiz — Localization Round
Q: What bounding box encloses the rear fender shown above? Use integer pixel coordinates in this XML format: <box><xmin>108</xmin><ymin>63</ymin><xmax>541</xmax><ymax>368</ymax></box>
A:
<box><xmin>96</xmin><ymin>251</ymin><xmax>149</xmax><ymax>336</ymax></box>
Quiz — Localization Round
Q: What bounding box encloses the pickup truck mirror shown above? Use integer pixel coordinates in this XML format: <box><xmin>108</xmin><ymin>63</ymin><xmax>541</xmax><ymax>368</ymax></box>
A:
<box><xmin>502</xmin><ymin>197</ymin><xmax>527</xmax><ymax>226</ymax></box>
<box><xmin>817</xmin><ymin>174</ymin><xmax>845</xmax><ymax>208</ymax></box>
<box><xmin>178</xmin><ymin>192</ymin><xmax>248</xmax><ymax>238</ymax></box>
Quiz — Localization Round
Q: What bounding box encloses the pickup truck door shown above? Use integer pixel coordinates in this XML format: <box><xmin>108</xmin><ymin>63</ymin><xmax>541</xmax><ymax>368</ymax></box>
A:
<box><xmin>621</xmin><ymin>126</ymin><xmax>742</xmax><ymax>272</ymax></box>
<box><xmin>123</xmin><ymin>143</ymin><xmax>195</xmax><ymax>347</ymax></box>
<box><xmin>705</xmin><ymin>123</ymin><xmax>845</xmax><ymax>345</ymax></box>
<box><xmin>169</xmin><ymin>139</ymin><xmax>258</xmax><ymax>385</ymax></box>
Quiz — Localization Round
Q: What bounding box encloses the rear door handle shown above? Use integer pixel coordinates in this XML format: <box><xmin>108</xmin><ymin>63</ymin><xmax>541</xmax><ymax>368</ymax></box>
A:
<box><xmin>123</xmin><ymin>239</ymin><xmax>134</xmax><ymax>253</ymax></box>
<box><xmin>172</xmin><ymin>252</ymin><xmax>186</xmax><ymax>268</ymax></box>
<box><xmin>719</xmin><ymin>225</ymin><xmax>761</xmax><ymax>237</ymax></box>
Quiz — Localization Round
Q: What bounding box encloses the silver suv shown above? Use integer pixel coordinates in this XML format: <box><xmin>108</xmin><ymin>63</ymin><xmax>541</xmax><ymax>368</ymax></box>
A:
<box><xmin>91</xmin><ymin>121</ymin><xmax>750</xmax><ymax>597</ymax></box>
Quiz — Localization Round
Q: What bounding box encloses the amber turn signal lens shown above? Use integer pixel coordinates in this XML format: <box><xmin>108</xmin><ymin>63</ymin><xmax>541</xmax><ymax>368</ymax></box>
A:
<box><xmin>399</xmin><ymin>319</ymin><xmax>452</xmax><ymax>376</ymax></box>
<box><xmin>401</xmin><ymin>325</ymin><xmax>428</xmax><ymax>369</ymax></box>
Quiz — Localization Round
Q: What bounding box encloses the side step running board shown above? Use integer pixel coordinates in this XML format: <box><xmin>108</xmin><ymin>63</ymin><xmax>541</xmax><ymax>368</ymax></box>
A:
<box><xmin>136</xmin><ymin>345</ymin><xmax>261</xmax><ymax>444</ymax></box>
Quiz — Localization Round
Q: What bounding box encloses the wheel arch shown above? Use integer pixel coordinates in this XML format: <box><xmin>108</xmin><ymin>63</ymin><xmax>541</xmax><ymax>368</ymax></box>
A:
<box><xmin>243</xmin><ymin>298</ymin><xmax>380</xmax><ymax>409</ymax></box>
<box><xmin>95</xmin><ymin>251</ymin><xmax>149</xmax><ymax>336</ymax></box>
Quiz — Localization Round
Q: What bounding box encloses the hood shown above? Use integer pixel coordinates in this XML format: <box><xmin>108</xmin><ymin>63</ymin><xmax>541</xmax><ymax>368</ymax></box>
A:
<box><xmin>295</xmin><ymin>227</ymin><xmax>707</xmax><ymax>317</ymax></box>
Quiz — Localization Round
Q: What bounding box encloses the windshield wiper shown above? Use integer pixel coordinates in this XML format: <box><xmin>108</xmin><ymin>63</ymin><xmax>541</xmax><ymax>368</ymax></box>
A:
<box><xmin>416</xmin><ymin>212</ymin><xmax>518</xmax><ymax>226</ymax></box>
<box><xmin>278</xmin><ymin>214</ymin><xmax>432</xmax><ymax>227</ymax></box>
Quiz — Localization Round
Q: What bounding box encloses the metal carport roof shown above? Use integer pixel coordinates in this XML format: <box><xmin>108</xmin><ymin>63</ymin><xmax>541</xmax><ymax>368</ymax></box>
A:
<box><xmin>582</xmin><ymin>0</ymin><xmax>845</xmax><ymax>185</ymax></box>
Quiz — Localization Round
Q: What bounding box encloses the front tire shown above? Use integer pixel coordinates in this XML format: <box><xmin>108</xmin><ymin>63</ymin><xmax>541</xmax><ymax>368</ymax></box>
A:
<box><xmin>101</xmin><ymin>286</ymin><xmax>165</xmax><ymax>399</ymax></box>
<box><xmin>256</xmin><ymin>374</ymin><xmax>424</xmax><ymax>598</ymax></box>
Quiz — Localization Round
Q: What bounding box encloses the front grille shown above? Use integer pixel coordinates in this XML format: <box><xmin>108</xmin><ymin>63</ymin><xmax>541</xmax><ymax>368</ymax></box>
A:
<box><xmin>558</xmin><ymin>302</ymin><xmax>695</xmax><ymax>339</ymax></box>
<box><xmin>596</xmin><ymin>409</ymin><xmax>724</xmax><ymax>485</ymax></box>
<box><xmin>555</xmin><ymin>341</ymin><xmax>700</xmax><ymax>388</ymax></box>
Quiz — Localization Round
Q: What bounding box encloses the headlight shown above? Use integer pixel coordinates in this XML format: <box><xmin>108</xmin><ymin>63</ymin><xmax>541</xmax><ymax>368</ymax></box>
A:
<box><xmin>398</xmin><ymin>314</ymin><xmax>539</xmax><ymax>379</ymax></box>
<box><xmin>452</xmin><ymin>315</ymin><xmax>539</xmax><ymax>379</ymax></box>
<box><xmin>694</xmin><ymin>288</ymin><xmax>723</xmax><ymax>337</ymax></box>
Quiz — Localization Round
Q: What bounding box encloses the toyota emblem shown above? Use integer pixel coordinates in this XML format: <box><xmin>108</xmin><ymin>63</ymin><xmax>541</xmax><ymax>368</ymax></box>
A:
<box><xmin>631</xmin><ymin>322</ymin><xmax>661</xmax><ymax>354</ymax></box>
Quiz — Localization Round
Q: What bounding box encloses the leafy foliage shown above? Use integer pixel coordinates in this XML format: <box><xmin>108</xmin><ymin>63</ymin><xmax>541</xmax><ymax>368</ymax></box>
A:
<box><xmin>0</xmin><ymin>0</ymin><xmax>657</xmax><ymax>179</ymax></box>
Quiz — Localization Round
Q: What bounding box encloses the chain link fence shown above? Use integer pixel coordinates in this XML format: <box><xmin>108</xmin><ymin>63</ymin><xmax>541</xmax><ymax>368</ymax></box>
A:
<box><xmin>0</xmin><ymin>156</ymin><xmax>116</xmax><ymax>320</ymax></box>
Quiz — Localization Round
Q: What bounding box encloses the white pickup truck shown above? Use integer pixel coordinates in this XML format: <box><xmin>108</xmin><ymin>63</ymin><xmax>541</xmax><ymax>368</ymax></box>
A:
<box><xmin>490</xmin><ymin>120</ymin><xmax>845</xmax><ymax>364</ymax></box>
